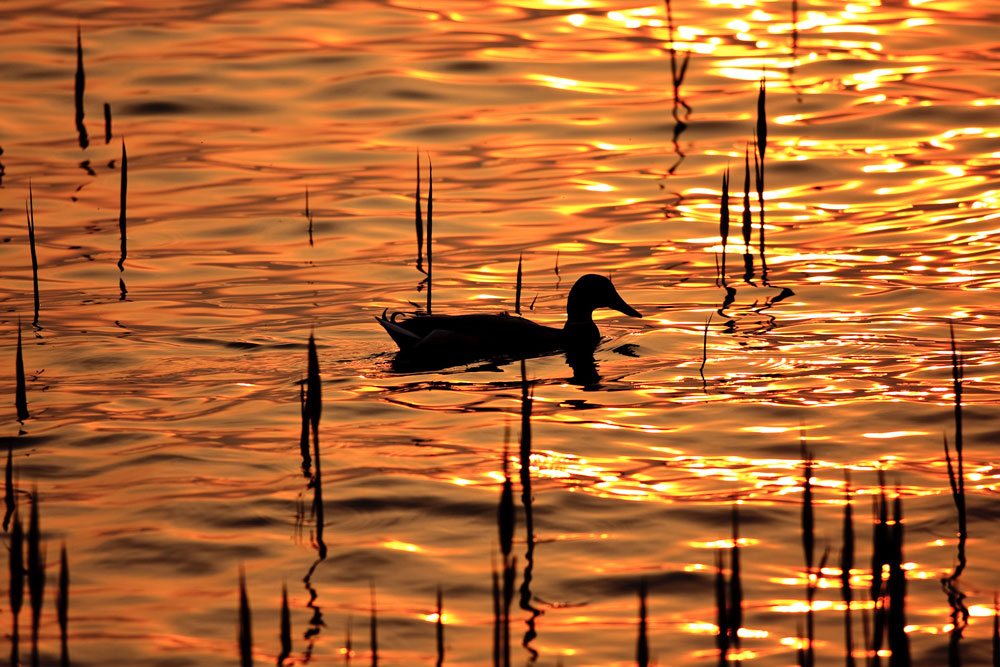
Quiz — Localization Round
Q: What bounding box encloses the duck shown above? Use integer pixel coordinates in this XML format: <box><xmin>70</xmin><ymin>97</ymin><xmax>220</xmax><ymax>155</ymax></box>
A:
<box><xmin>377</xmin><ymin>274</ymin><xmax>642</xmax><ymax>369</ymax></box>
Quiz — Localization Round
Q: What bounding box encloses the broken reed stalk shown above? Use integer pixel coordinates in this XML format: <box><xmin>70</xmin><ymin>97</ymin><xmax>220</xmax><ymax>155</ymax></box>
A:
<box><xmin>118</xmin><ymin>140</ymin><xmax>127</xmax><ymax>272</ymax></box>
<box><xmin>58</xmin><ymin>543</ymin><xmax>69</xmax><ymax>667</ymax></box>
<box><xmin>436</xmin><ymin>587</ymin><xmax>444</xmax><ymax>667</ymax></box>
<box><xmin>16</xmin><ymin>322</ymin><xmax>29</xmax><ymax>422</ymax></box>
<box><xmin>10</xmin><ymin>511</ymin><xmax>24</xmax><ymax>667</ymax></box>
<box><xmin>370</xmin><ymin>581</ymin><xmax>378</xmax><ymax>667</ymax></box>
<box><xmin>27</xmin><ymin>184</ymin><xmax>39</xmax><ymax>326</ymax></box>
<box><xmin>74</xmin><ymin>26</ymin><xmax>88</xmax><ymax>150</ymax></box>
<box><xmin>841</xmin><ymin>470</ymin><xmax>856</xmax><ymax>667</ymax></box>
<box><xmin>238</xmin><ymin>569</ymin><xmax>252</xmax><ymax>667</ymax></box>
<box><xmin>104</xmin><ymin>102</ymin><xmax>111</xmax><ymax>143</ymax></box>
<box><xmin>637</xmin><ymin>579</ymin><xmax>649</xmax><ymax>667</ymax></box>
<box><xmin>426</xmin><ymin>155</ymin><xmax>433</xmax><ymax>315</ymax></box>
<box><xmin>515</xmin><ymin>254</ymin><xmax>523</xmax><ymax>315</ymax></box>
<box><xmin>279</xmin><ymin>583</ymin><xmax>291</xmax><ymax>666</ymax></box>
<box><xmin>415</xmin><ymin>153</ymin><xmax>424</xmax><ymax>272</ymax></box>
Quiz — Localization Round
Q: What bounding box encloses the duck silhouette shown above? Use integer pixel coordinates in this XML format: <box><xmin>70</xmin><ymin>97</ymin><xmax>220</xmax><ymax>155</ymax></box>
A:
<box><xmin>377</xmin><ymin>274</ymin><xmax>642</xmax><ymax>370</ymax></box>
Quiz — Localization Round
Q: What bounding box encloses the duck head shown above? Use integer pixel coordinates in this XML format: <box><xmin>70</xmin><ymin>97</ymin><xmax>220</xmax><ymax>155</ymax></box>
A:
<box><xmin>565</xmin><ymin>274</ymin><xmax>642</xmax><ymax>324</ymax></box>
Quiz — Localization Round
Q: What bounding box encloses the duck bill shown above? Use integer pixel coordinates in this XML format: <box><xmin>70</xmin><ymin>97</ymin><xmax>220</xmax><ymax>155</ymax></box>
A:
<box><xmin>610</xmin><ymin>293</ymin><xmax>642</xmax><ymax>318</ymax></box>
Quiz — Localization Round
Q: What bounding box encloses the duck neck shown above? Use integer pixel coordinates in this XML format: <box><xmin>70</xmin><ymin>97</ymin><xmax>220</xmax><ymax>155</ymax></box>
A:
<box><xmin>564</xmin><ymin>305</ymin><xmax>599</xmax><ymax>346</ymax></box>
<box><xmin>565</xmin><ymin>302</ymin><xmax>595</xmax><ymax>325</ymax></box>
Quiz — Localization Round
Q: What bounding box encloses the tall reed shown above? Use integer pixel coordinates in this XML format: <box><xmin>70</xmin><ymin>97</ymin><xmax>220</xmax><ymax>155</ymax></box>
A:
<box><xmin>27</xmin><ymin>184</ymin><xmax>39</xmax><ymax>327</ymax></box>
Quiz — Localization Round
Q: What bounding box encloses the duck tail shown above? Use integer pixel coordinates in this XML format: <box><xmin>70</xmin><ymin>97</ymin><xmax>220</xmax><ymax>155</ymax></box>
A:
<box><xmin>375</xmin><ymin>311</ymin><xmax>421</xmax><ymax>350</ymax></box>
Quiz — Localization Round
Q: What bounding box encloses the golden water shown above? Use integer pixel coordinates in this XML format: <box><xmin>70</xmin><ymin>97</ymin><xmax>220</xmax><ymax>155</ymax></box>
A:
<box><xmin>2</xmin><ymin>0</ymin><xmax>1000</xmax><ymax>664</ymax></box>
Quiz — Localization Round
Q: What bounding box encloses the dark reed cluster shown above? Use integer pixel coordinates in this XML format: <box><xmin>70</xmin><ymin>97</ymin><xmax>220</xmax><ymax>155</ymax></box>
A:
<box><xmin>717</xmin><ymin>78</ymin><xmax>769</xmax><ymax>289</ymax></box>
<box><xmin>4</xmin><ymin>475</ymin><xmax>70</xmax><ymax>667</ymax></box>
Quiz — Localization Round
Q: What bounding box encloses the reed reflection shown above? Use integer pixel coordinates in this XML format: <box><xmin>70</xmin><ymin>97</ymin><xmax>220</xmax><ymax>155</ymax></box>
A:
<box><xmin>943</xmin><ymin>326</ymin><xmax>969</xmax><ymax>667</ymax></box>
<box><xmin>297</xmin><ymin>333</ymin><xmax>328</xmax><ymax>662</ymax></box>
<box><xmin>517</xmin><ymin>360</ymin><xmax>541</xmax><ymax>661</ymax></box>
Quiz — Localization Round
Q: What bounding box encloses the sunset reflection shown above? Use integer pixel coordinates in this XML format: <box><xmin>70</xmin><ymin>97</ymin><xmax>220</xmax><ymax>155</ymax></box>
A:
<box><xmin>3</xmin><ymin>0</ymin><xmax>1000</xmax><ymax>664</ymax></box>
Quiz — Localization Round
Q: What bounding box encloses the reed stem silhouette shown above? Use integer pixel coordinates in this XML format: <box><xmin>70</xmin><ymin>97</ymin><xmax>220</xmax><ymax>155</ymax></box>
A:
<box><xmin>28</xmin><ymin>490</ymin><xmax>44</xmax><ymax>667</ymax></box>
<box><xmin>515</xmin><ymin>254</ymin><xmax>523</xmax><ymax>315</ymax></box>
<box><xmin>637</xmin><ymin>578</ymin><xmax>649</xmax><ymax>667</ymax></box>
<box><xmin>741</xmin><ymin>145</ymin><xmax>751</xmax><ymax>254</ymax></box>
<box><xmin>74</xmin><ymin>27</ymin><xmax>88</xmax><ymax>149</ymax></box>
<box><xmin>307</xmin><ymin>333</ymin><xmax>326</xmax><ymax>560</ymax></box>
<box><xmin>118</xmin><ymin>140</ymin><xmax>127</xmax><ymax>272</ymax></box>
<box><xmin>4</xmin><ymin>444</ymin><xmax>13</xmax><ymax>530</ymax></box>
<box><xmin>370</xmin><ymin>581</ymin><xmax>378</xmax><ymax>667</ymax></box>
<box><xmin>886</xmin><ymin>493</ymin><xmax>910</xmax><ymax>666</ymax></box>
<box><xmin>841</xmin><ymin>470</ymin><xmax>856</xmax><ymax>667</ymax></box>
<box><xmin>699</xmin><ymin>313</ymin><xmax>712</xmax><ymax>391</ymax></box>
<box><xmin>9</xmin><ymin>510</ymin><xmax>24</xmax><ymax>667</ymax></box>
<box><xmin>870</xmin><ymin>477</ymin><xmax>889</xmax><ymax>666</ymax></box>
<box><xmin>714</xmin><ymin>549</ymin><xmax>729</xmax><ymax>665</ymax></box>
<box><xmin>306</xmin><ymin>186</ymin><xmax>314</xmax><ymax>247</ymax></box>
<box><xmin>299</xmin><ymin>380</ymin><xmax>311</xmax><ymax>475</ymax></box>
<box><xmin>720</xmin><ymin>169</ymin><xmax>730</xmax><ymax>283</ymax></box>
<box><xmin>58</xmin><ymin>543</ymin><xmax>69</xmax><ymax>667</ymax></box>
<box><xmin>27</xmin><ymin>184</ymin><xmax>39</xmax><ymax>327</ymax></box>
<box><xmin>104</xmin><ymin>102</ymin><xmax>111</xmax><ymax>143</ymax></box>
<box><xmin>729</xmin><ymin>504</ymin><xmax>743</xmax><ymax>648</ymax></box>
<box><xmin>498</xmin><ymin>446</ymin><xmax>514</xmax><ymax>563</ymax></box>
<box><xmin>436</xmin><ymin>587</ymin><xmax>444</xmax><ymax>667</ymax></box>
<box><xmin>16</xmin><ymin>321</ymin><xmax>29</xmax><ymax>422</ymax></box>
<box><xmin>415</xmin><ymin>153</ymin><xmax>424</xmax><ymax>272</ymax></box>
<box><xmin>345</xmin><ymin>615</ymin><xmax>353</xmax><ymax>665</ymax></box>
<box><xmin>943</xmin><ymin>324</ymin><xmax>968</xmax><ymax>667</ymax></box>
<box><xmin>279</xmin><ymin>583</ymin><xmax>291</xmax><ymax>666</ymax></box>
<box><xmin>992</xmin><ymin>593</ymin><xmax>998</xmax><ymax>667</ymax></box>
<box><xmin>426</xmin><ymin>155</ymin><xmax>433</xmax><ymax>315</ymax></box>
<box><xmin>502</xmin><ymin>556</ymin><xmax>516</xmax><ymax>667</ymax></box>
<box><xmin>239</xmin><ymin>568</ymin><xmax>253</xmax><ymax>667</ymax></box>
<box><xmin>801</xmin><ymin>441</ymin><xmax>814</xmax><ymax>667</ymax></box>
<box><xmin>492</xmin><ymin>559</ymin><xmax>500</xmax><ymax>667</ymax></box>
<box><xmin>517</xmin><ymin>359</ymin><xmax>540</xmax><ymax>659</ymax></box>
<box><xmin>755</xmin><ymin>77</ymin><xmax>768</xmax><ymax>282</ymax></box>
<box><xmin>664</xmin><ymin>0</ymin><xmax>691</xmax><ymax>121</ymax></box>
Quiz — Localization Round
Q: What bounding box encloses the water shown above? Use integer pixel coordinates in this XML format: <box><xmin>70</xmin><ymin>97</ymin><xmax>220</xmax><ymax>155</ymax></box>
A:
<box><xmin>2</xmin><ymin>0</ymin><xmax>999</xmax><ymax>664</ymax></box>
